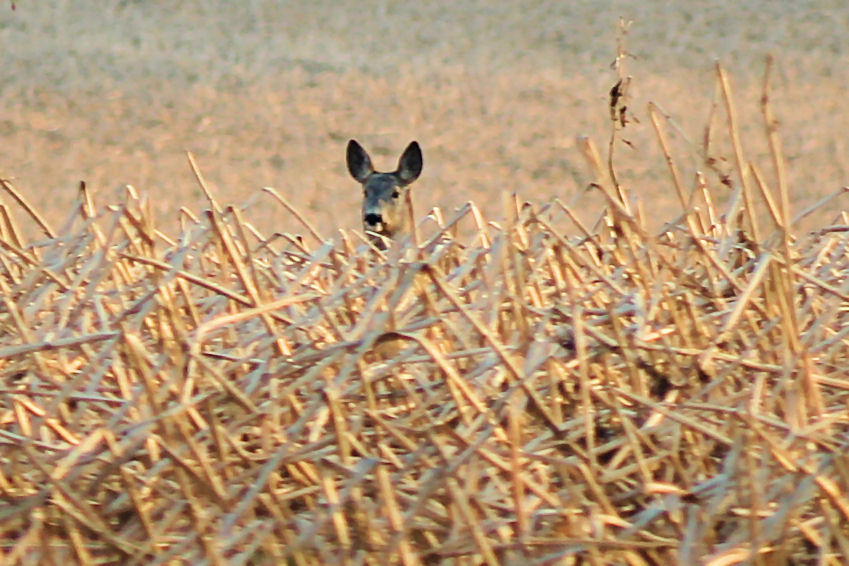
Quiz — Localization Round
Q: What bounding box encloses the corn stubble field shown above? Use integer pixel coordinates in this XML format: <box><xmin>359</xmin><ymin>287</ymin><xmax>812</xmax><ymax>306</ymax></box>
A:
<box><xmin>3</xmin><ymin>66</ymin><xmax>849</xmax><ymax>565</ymax></box>
<box><xmin>3</xmin><ymin>2</ymin><xmax>849</xmax><ymax>565</ymax></box>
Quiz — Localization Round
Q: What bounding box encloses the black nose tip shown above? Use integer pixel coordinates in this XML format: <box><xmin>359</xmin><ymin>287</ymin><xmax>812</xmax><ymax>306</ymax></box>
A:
<box><xmin>364</xmin><ymin>213</ymin><xmax>382</xmax><ymax>226</ymax></box>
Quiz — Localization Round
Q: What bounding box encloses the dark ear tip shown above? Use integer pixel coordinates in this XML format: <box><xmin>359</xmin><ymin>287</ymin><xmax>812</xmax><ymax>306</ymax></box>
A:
<box><xmin>406</xmin><ymin>141</ymin><xmax>422</xmax><ymax>163</ymax></box>
<box><xmin>347</xmin><ymin>139</ymin><xmax>365</xmax><ymax>164</ymax></box>
<box><xmin>397</xmin><ymin>140</ymin><xmax>423</xmax><ymax>183</ymax></box>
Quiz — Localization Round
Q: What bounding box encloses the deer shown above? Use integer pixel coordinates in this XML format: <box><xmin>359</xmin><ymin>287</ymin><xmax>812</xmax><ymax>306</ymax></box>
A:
<box><xmin>346</xmin><ymin>139</ymin><xmax>423</xmax><ymax>249</ymax></box>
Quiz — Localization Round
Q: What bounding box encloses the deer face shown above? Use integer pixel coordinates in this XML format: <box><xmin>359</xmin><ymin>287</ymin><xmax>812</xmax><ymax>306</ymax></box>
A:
<box><xmin>346</xmin><ymin>139</ymin><xmax>423</xmax><ymax>246</ymax></box>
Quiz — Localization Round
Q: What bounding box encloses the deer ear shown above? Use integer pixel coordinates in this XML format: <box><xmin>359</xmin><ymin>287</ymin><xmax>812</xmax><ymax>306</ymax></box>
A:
<box><xmin>396</xmin><ymin>141</ymin><xmax>422</xmax><ymax>185</ymax></box>
<box><xmin>347</xmin><ymin>139</ymin><xmax>374</xmax><ymax>182</ymax></box>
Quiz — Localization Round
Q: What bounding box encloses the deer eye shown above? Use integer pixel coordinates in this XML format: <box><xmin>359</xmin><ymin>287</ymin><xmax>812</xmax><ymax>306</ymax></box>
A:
<box><xmin>392</xmin><ymin>190</ymin><xmax>400</xmax><ymax>199</ymax></box>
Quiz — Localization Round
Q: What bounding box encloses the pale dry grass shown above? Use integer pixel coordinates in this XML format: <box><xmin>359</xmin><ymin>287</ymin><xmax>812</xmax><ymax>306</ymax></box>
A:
<box><xmin>1</xmin><ymin>54</ymin><xmax>849</xmax><ymax>563</ymax></box>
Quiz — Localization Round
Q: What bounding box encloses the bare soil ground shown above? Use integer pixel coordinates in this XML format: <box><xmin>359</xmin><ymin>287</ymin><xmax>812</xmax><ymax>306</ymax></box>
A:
<box><xmin>1</xmin><ymin>1</ymin><xmax>847</xmax><ymax>237</ymax></box>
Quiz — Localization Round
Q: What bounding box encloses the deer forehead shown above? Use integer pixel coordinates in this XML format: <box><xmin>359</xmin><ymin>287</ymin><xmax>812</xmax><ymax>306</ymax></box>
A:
<box><xmin>362</xmin><ymin>173</ymin><xmax>405</xmax><ymax>200</ymax></box>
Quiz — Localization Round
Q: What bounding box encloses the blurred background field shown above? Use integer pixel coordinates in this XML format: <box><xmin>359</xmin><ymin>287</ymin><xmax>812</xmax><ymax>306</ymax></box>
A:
<box><xmin>0</xmin><ymin>0</ymin><xmax>847</xmax><ymax>237</ymax></box>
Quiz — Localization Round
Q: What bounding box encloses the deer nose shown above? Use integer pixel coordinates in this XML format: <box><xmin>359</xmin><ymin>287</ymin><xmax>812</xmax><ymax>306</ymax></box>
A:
<box><xmin>364</xmin><ymin>213</ymin><xmax>383</xmax><ymax>226</ymax></box>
